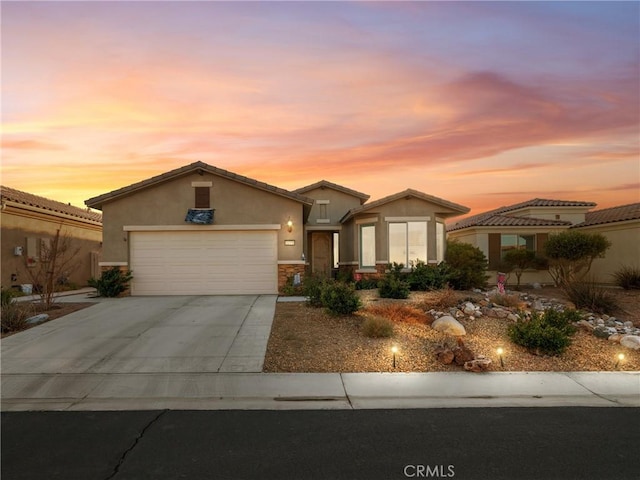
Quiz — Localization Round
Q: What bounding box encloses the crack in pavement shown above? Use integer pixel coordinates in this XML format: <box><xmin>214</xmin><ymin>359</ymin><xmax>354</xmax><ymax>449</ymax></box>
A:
<box><xmin>103</xmin><ymin>409</ymin><xmax>169</xmax><ymax>480</ymax></box>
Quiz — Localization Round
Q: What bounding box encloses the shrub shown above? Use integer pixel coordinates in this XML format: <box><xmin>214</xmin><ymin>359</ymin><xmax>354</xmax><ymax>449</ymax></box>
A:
<box><xmin>564</xmin><ymin>281</ymin><xmax>619</xmax><ymax>314</ymax></box>
<box><xmin>320</xmin><ymin>281</ymin><xmax>361</xmax><ymax>315</ymax></box>
<box><xmin>1</xmin><ymin>302</ymin><xmax>34</xmax><ymax>334</ymax></box>
<box><xmin>88</xmin><ymin>267</ymin><xmax>133</xmax><ymax>297</ymax></box>
<box><xmin>501</xmin><ymin>249</ymin><xmax>547</xmax><ymax>289</ymax></box>
<box><xmin>612</xmin><ymin>266</ymin><xmax>640</xmax><ymax>290</ymax></box>
<box><xmin>488</xmin><ymin>293</ymin><xmax>522</xmax><ymax>308</ymax></box>
<box><xmin>408</xmin><ymin>261</ymin><xmax>450</xmax><ymax>291</ymax></box>
<box><xmin>378</xmin><ymin>275</ymin><xmax>410</xmax><ymax>299</ymax></box>
<box><xmin>419</xmin><ymin>286</ymin><xmax>460</xmax><ymax>310</ymax></box>
<box><xmin>445</xmin><ymin>241</ymin><xmax>488</xmax><ymax>290</ymax></box>
<box><xmin>361</xmin><ymin>315</ymin><xmax>394</xmax><ymax>338</ymax></box>
<box><xmin>1</xmin><ymin>289</ymin><xmax>15</xmax><ymax>309</ymax></box>
<box><xmin>508</xmin><ymin>309</ymin><xmax>578</xmax><ymax>356</ymax></box>
<box><xmin>303</xmin><ymin>274</ymin><xmax>327</xmax><ymax>308</ymax></box>
<box><xmin>281</xmin><ymin>275</ymin><xmax>304</xmax><ymax>296</ymax></box>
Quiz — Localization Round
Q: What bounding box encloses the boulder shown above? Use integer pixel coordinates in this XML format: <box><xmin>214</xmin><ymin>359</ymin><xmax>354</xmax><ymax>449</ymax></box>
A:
<box><xmin>620</xmin><ymin>335</ymin><xmax>640</xmax><ymax>350</ymax></box>
<box><xmin>432</xmin><ymin>316</ymin><xmax>466</xmax><ymax>336</ymax></box>
<box><xmin>26</xmin><ymin>313</ymin><xmax>49</xmax><ymax>325</ymax></box>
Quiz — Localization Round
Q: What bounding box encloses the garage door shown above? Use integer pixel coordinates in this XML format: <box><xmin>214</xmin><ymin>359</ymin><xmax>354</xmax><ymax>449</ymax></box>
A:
<box><xmin>129</xmin><ymin>230</ymin><xmax>278</xmax><ymax>295</ymax></box>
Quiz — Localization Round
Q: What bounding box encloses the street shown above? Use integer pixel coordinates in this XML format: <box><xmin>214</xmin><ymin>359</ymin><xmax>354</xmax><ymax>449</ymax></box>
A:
<box><xmin>2</xmin><ymin>407</ymin><xmax>637</xmax><ymax>480</ymax></box>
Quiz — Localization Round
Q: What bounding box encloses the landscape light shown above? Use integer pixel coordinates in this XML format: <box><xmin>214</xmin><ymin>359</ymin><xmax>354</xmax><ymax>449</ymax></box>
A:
<box><xmin>615</xmin><ymin>353</ymin><xmax>625</xmax><ymax>368</ymax></box>
<box><xmin>497</xmin><ymin>347</ymin><xmax>504</xmax><ymax>368</ymax></box>
<box><xmin>391</xmin><ymin>346</ymin><xmax>398</xmax><ymax>369</ymax></box>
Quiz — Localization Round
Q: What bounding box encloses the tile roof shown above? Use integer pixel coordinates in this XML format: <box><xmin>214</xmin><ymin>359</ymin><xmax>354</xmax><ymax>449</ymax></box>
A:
<box><xmin>1</xmin><ymin>186</ymin><xmax>103</xmax><ymax>223</ymax></box>
<box><xmin>572</xmin><ymin>202</ymin><xmax>640</xmax><ymax>228</ymax></box>
<box><xmin>85</xmin><ymin>161</ymin><xmax>314</xmax><ymax>209</ymax></box>
<box><xmin>448</xmin><ymin>198</ymin><xmax>596</xmax><ymax>232</ymax></box>
<box><xmin>294</xmin><ymin>180</ymin><xmax>370</xmax><ymax>203</ymax></box>
<box><xmin>341</xmin><ymin>189</ymin><xmax>470</xmax><ymax>223</ymax></box>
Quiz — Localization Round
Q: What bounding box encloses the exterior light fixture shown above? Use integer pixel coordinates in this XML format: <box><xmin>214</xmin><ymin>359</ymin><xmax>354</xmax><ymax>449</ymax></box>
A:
<box><xmin>287</xmin><ymin>217</ymin><xmax>293</xmax><ymax>233</ymax></box>
<box><xmin>615</xmin><ymin>353</ymin><xmax>625</xmax><ymax>368</ymax></box>
<box><xmin>497</xmin><ymin>347</ymin><xmax>504</xmax><ymax>368</ymax></box>
<box><xmin>391</xmin><ymin>346</ymin><xmax>398</xmax><ymax>369</ymax></box>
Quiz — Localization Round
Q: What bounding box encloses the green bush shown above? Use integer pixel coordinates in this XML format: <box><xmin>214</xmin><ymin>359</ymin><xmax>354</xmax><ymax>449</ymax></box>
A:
<box><xmin>612</xmin><ymin>266</ymin><xmax>640</xmax><ymax>290</ymax></box>
<box><xmin>564</xmin><ymin>281</ymin><xmax>619</xmax><ymax>314</ymax></box>
<box><xmin>1</xmin><ymin>289</ymin><xmax>15</xmax><ymax>309</ymax></box>
<box><xmin>445</xmin><ymin>241</ymin><xmax>488</xmax><ymax>290</ymax></box>
<box><xmin>544</xmin><ymin>231</ymin><xmax>611</xmax><ymax>287</ymax></box>
<box><xmin>361</xmin><ymin>315</ymin><xmax>394</xmax><ymax>338</ymax></box>
<box><xmin>281</xmin><ymin>275</ymin><xmax>304</xmax><ymax>296</ymax></box>
<box><xmin>303</xmin><ymin>274</ymin><xmax>327</xmax><ymax>308</ymax></box>
<box><xmin>408</xmin><ymin>261</ymin><xmax>450</xmax><ymax>291</ymax></box>
<box><xmin>88</xmin><ymin>267</ymin><xmax>133</xmax><ymax>297</ymax></box>
<box><xmin>320</xmin><ymin>281</ymin><xmax>361</xmax><ymax>315</ymax></box>
<box><xmin>508</xmin><ymin>309</ymin><xmax>578</xmax><ymax>356</ymax></box>
<box><xmin>378</xmin><ymin>275</ymin><xmax>410</xmax><ymax>299</ymax></box>
<box><xmin>355</xmin><ymin>278</ymin><xmax>379</xmax><ymax>290</ymax></box>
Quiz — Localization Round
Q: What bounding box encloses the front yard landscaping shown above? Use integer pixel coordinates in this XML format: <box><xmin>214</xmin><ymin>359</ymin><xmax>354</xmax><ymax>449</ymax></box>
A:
<box><xmin>263</xmin><ymin>287</ymin><xmax>640</xmax><ymax>373</ymax></box>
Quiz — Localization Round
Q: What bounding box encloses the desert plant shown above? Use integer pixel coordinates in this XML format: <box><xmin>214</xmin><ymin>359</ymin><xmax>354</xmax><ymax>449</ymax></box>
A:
<box><xmin>281</xmin><ymin>275</ymin><xmax>304</xmax><ymax>296</ymax></box>
<box><xmin>320</xmin><ymin>281</ymin><xmax>361</xmax><ymax>315</ymax></box>
<box><xmin>365</xmin><ymin>304</ymin><xmax>432</xmax><ymax>325</ymax></box>
<box><xmin>508</xmin><ymin>309</ymin><xmax>578</xmax><ymax>356</ymax></box>
<box><xmin>422</xmin><ymin>286</ymin><xmax>460</xmax><ymax>310</ymax></box>
<box><xmin>378</xmin><ymin>274</ymin><xmax>410</xmax><ymax>299</ymax></box>
<box><xmin>564</xmin><ymin>281</ymin><xmax>619</xmax><ymax>314</ymax></box>
<box><xmin>88</xmin><ymin>267</ymin><xmax>133</xmax><ymax>297</ymax></box>
<box><xmin>361</xmin><ymin>315</ymin><xmax>394</xmax><ymax>338</ymax></box>
<box><xmin>543</xmin><ymin>231</ymin><xmax>611</xmax><ymax>287</ymax></box>
<box><xmin>612</xmin><ymin>265</ymin><xmax>640</xmax><ymax>290</ymax></box>
<box><xmin>445</xmin><ymin>241</ymin><xmax>489</xmax><ymax>290</ymax></box>
<box><xmin>355</xmin><ymin>277</ymin><xmax>379</xmax><ymax>290</ymax></box>
<box><xmin>502</xmin><ymin>249</ymin><xmax>547</xmax><ymax>289</ymax></box>
<box><xmin>488</xmin><ymin>293</ymin><xmax>522</xmax><ymax>308</ymax></box>
<box><xmin>1</xmin><ymin>301</ymin><xmax>34</xmax><ymax>334</ymax></box>
<box><xmin>303</xmin><ymin>274</ymin><xmax>327</xmax><ymax>307</ymax></box>
<box><xmin>1</xmin><ymin>289</ymin><xmax>15</xmax><ymax>309</ymax></box>
<box><xmin>408</xmin><ymin>261</ymin><xmax>450</xmax><ymax>291</ymax></box>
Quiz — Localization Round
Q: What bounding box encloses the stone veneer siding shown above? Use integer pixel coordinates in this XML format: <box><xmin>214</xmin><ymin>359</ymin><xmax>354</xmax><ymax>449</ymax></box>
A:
<box><xmin>278</xmin><ymin>263</ymin><xmax>306</xmax><ymax>293</ymax></box>
<box><xmin>339</xmin><ymin>264</ymin><xmax>387</xmax><ymax>281</ymax></box>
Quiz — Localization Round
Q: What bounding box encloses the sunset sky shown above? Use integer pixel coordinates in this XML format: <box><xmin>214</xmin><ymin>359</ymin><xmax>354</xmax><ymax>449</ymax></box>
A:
<box><xmin>2</xmin><ymin>1</ymin><xmax>639</xmax><ymax>218</ymax></box>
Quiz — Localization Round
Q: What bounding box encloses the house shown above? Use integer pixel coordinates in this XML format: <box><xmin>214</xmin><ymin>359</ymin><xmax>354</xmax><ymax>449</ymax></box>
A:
<box><xmin>85</xmin><ymin>162</ymin><xmax>469</xmax><ymax>295</ymax></box>
<box><xmin>570</xmin><ymin>203</ymin><xmax>640</xmax><ymax>283</ymax></box>
<box><xmin>1</xmin><ymin>186</ymin><xmax>102</xmax><ymax>290</ymax></box>
<box><xmin>447</xmin><ymin>198</ymin><xmax>640</xmax><ymax>286</ymax></box>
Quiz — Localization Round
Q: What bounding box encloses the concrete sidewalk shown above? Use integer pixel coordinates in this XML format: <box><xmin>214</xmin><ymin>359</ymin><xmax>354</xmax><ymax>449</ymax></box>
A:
<box><xmin>2</xmin><ymin>371</ymin><xmax>638</xmax><ymax>411</ymax></box>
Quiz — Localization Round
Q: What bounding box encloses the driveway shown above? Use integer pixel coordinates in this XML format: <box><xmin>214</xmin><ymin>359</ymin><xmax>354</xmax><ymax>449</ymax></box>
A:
<box><xmin>1</xmin><ymin>295</ymin><xmax>277</xmax><ymax>374</ymax></box>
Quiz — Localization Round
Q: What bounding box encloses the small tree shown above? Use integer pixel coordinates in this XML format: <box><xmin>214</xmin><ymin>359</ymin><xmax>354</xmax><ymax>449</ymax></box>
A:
<box><xmin>23</xmin><ymin>228</ymin><xmax>81</xmax><ymax>309</ymax></box>
<box><xmin>543</xmin><ymin>231</ymin><xmax>611</xmax><ymax>287</ymax></box>
<box><xmin>502</xmin><ymin>249</ymin><xmax>547</xmax><ymax>289</ymax></box>
<box><xmin>445</xmin><ymin>241</ymin><xmax>488</xmax><ymax>290</ymax></box>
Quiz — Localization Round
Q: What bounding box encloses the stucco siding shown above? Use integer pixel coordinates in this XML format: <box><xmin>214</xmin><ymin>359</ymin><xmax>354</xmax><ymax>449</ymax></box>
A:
<box><xmin>302</xmin><ymin>187</ymin><xmax>362</xmax><ymax>226</ymax></box>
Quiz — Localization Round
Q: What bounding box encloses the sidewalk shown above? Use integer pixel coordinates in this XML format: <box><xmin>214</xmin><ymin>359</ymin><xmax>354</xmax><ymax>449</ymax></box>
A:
<box><xmin>2</xmin><ymin>371</ymin><xmax>638</xmax><ymax>411</ymax></box>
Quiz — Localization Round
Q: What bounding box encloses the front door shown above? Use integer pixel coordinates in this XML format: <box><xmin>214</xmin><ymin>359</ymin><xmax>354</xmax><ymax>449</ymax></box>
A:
<box><xmin>311</xmin><ymin>232</ymin><xmax>332</xmax><ymax>278</ymax></box>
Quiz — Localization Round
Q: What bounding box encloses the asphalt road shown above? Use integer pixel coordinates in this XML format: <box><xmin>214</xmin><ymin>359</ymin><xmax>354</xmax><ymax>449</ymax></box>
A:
<box><xmin>2</xmin><ymin>408</ymin><xmax>637</xmax><ymax>480</ymax></box>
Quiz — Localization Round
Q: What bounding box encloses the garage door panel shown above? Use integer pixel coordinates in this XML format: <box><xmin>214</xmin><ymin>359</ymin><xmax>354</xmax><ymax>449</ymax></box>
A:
<box><xmin>130</xmin><ymin>230</ymin><xmax>278</xmax><ymax>295</ymax></box>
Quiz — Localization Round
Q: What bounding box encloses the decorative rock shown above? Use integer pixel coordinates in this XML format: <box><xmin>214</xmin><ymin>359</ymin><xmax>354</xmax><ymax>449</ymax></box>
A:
<box><xmin>532</xmin><ymin>282</ymin><xmax>542</xmax><ymax>289</ymax></box>
<box><xmin>26</xmin><ymin>313</ymin><xmax>49</xmax><ymax>325</ymax></box>
<box><xmin>602</xmin><ymin>314</ymin><xmax>610</xmax><ymax>321</ymax></box>
<box><xmin>435</xmin><ymin>347</ymin><xmax>455</xmax><ymax>365</ymax></box>
<box><xmin>462</xmin><ymin>302</ymin><xmax>476</xmax><ymax>315</ymax></box>
<box><xmin>593</xmin><ymin>328</ymin><xmax>610</xmax><ymax>339</ymax></box>
<box><xmin>577</xmin><ymin>320</ymin><xmax>595</xmax><ymax>331</ymax></box>
<box><xmin>432</xmin><ymin>316</ymin><xmax>466</xmax><ymax>336</ymax></box>
<box><xmin>473</xmin><ymin>310</ymin><xmax>483</xmax><ymax>318</ymax></box>
<box><xmin>532</xmin><ymin>300</ymin><xmax>544</xmax><ymax>311</ymax></box>
<box><xmin>507</xmin><ymin>313</ymin><xmax>519</xmax><ymax>322</ymax></box>
<box><xmin>453</xmin><ymin>339</ymin><xmax>475</xmax><ymax>366</ymax></box>
<box><xmin>608</xmin><ymin>334</ymin><xmax>622</xmax><ymax>343</ymax></box>
<box><xmin>596</xmin><ymin>319</ymin><xmax>605</xmax><ymax>326</ymax></box>
<box><xmin>494</xmin><ymin>308</ymin><xmax>510</xmax><ymax>319</ymax></box>
<box><xmin>464</xmin><ymin>356</ymin><xmax>492</xmax><ymax>373</ymax></box>
<box><xmin>620</xmin><ymin>335</ymin><xmax>640</xmax><ymax>350</ymax></box>
<box><xmin>623</xmin><ymin>321</ymin><xmax>633</xmax><ymax>328</ymax></box>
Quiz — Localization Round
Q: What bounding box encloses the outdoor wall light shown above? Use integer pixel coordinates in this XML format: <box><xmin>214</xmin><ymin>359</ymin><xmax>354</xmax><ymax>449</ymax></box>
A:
<box><xmin>287</xmin><ymin>217</ymin><xmax>293</xmax><ymax>233</ymax></box>
<box><xmin>391</xmin><ymin>346</ymin><xmax>398</xmax><ymax>369</ymax></box>
<box><xmin>615</xmin><ymin>353</ymin><xmax>625</xmax><ymax>368</ymax></box>
<box><xmin>497</xmin><ymin>347</ymin><xmax>504</xmax><ymax>368</ymax></box>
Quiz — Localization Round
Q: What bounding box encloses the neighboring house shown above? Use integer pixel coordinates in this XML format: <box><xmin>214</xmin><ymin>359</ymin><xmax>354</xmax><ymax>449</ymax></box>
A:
<box><xmin>85</xmin><ymin>162</ymin><xmax>469</xmax><ymax>295</ymax></box>
<box><xmin>1</xmin><ymin>186</ymin><xmax>102</xmax><ymax>290</ymax></box>
<box><xmin>447</xmin><ymin>198</ymin><xmax>640</xmax><ymax>286</ymax></box>
<box><xmin>570</xmin><ymin>203</ymin><xmax>640</xmax><ymax>283</ymax></box>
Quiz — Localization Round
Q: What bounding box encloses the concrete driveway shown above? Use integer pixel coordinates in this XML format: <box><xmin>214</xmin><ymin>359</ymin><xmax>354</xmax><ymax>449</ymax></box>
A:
<box><xmin>1</xmin><ymin>295</ymin><xmax>276</xmax><ymax>374</ymax></box>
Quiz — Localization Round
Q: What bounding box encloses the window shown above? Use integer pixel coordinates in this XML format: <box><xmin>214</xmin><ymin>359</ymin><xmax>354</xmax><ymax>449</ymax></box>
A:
<box><xmin>316</xmin><ymin>200</ymin><xmax>330</xmax><ymax>223</ymax></box>
<box><xmin>436</xmin><ymin>222</ymin><xmax>445</xmax><ymax>263</ymax></box>
<box><xmin>389</xmin><ymin>222</ymin><xmax>427</xmax><ymax>266</ymax></box>
<box><xmin>360</xmin><ymin>225</ymin><xmax>376</xmax><ymax>268</ymax></box>
<box><xmin>333</xmin><ymin>232</ymin><xmax>340</xmax><ymax>269</ymax></box>
<box><xmin>195</xmin><ymin>187</ymin><xmax>210</xmax><ymax>208</ymax></box>
<box><xmin>500</xmin><ymin>234</ymin><xmax>535</xmax><ymax>257</ymax></box>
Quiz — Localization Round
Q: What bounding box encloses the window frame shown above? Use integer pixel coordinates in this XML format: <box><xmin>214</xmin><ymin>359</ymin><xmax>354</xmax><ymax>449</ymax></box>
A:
<box><xmin>359</xmin><ymin>224</ymin><xmax>376</xmax><ymax>268</ymax></box>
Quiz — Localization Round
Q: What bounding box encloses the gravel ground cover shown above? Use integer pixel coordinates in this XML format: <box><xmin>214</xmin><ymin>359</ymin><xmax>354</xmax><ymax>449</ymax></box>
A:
<box><xmin>263</xmin><ymin>288</ymin><xmax>640</xmax><ymax>373</ymax></box>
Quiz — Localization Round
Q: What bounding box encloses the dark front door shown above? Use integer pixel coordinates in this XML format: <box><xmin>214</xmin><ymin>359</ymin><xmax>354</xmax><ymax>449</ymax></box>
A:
<box><xmin>311</xmin><ymin>232</ymin><xmax>332</xmax><ymax>278</ymax></box>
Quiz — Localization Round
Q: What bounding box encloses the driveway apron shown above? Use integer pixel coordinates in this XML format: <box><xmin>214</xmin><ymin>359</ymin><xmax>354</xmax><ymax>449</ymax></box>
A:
<box><xmin>1</xmin><ymin>295</ymin><xmax>277</xmax><ymax>375</ymax></box>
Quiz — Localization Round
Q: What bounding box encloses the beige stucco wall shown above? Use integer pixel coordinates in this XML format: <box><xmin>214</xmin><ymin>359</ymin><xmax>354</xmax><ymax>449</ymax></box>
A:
<box><xmin>301</xmin><ymin>187</ymin><xmax>363</xmax><ymax>226</ymax></box>
<box><xmin>1</xmin><ymin>208</ymin><xmax>102</xmax><ymax>288</ymax></box>
<box><xmin>576</xmin><ymin>221</ymin><xmax>640</xmax><ymax>284</ymax></box>
<box><xmin>100</xmin><ymin>171</ymin><xmax>305</xmax><ymax>264</ymax></box>
<box><xmin>342</xmin><ymin>197</ymin><xmax>463</xmax><ymax>269</ymax></box>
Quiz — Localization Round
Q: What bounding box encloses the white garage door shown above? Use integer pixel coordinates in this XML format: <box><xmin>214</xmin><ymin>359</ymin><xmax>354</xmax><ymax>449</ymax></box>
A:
<box><xmin>129</xmin><ymin>230</ymin><xmax>278</xmax><ymax>295</ymax></box>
